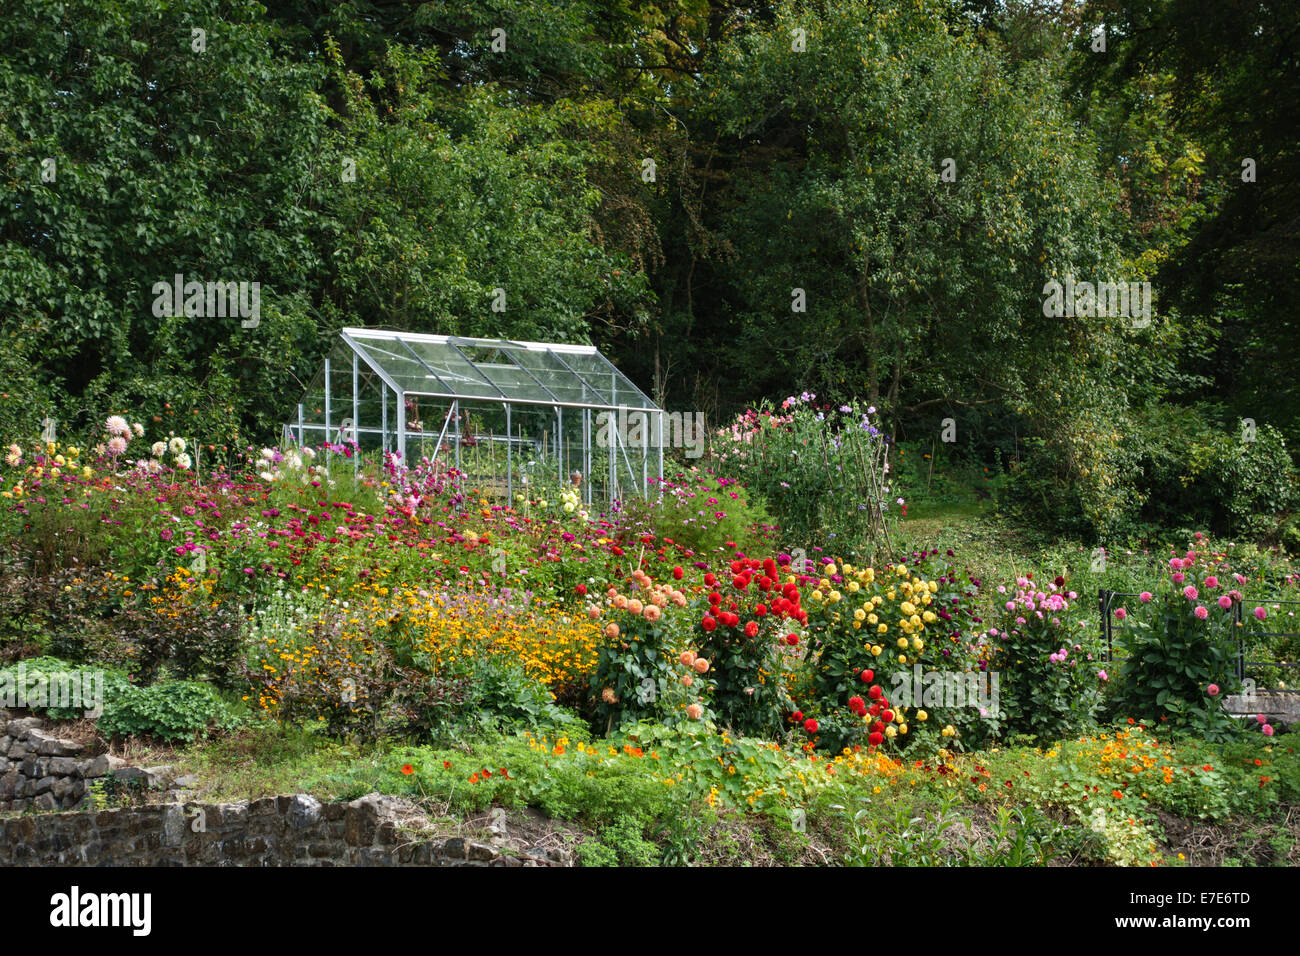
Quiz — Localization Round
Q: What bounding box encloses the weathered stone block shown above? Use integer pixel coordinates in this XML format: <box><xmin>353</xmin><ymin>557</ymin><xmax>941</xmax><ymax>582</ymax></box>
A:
<box><xmin>49</xmin><ymin>756</ymin><xmax>81</xmax><ymax>776</ymax></box>
<box><xmin>249</xmin><ymin>797</ymin><xmax>279</xmax><ymax>818</ymax></box>
<box><xmin>289</xmin><ymin>793</ymin><xmax>322</xmax><ymax>829</ymax></box>
<box><xmin>81</xmin><ymin>754</ymin><xmax>128</xmax><ymax>778</ymax></box>
<box><xmin>161</xmin><ymin>804</ymin><xmax>186</xmax><ymax>847</ymax></box>
<box><xmin>28</xmin><ymin>729</ymin><xmax>81</xmax><ymax>756</ymax></box>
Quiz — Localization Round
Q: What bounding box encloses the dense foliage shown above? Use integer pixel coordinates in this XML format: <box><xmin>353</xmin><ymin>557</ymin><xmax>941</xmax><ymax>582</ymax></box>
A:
<box><xmin>2</xmin><ymin>0</ymin><xmax>1296</xmax><ymax>543</ymax></box>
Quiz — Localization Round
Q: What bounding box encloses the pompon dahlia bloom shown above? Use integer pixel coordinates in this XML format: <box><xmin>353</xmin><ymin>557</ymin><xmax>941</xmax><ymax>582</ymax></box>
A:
<box><xmin>150</xmin><ymin>441</ymin><xmax>166</xmax><ymax>457</ymax></box>
<box><xmin>168</xmin><ymin>436</ymin><xmax>187</xmax><ymax>455</ymax></box>
<box><xmin>105</xmin><ymin>415</ymin><xmax>130</xmax><ymax>437</ymax></box>
<box><xmin>106</xmin><ymin>436</ymin><xmax>127</xmax><ymax>456</ymax></box>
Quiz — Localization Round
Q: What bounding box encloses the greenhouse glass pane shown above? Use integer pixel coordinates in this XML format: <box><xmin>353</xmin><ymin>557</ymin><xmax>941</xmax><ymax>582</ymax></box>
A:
<box><xmin>494</xmin><ymin>343</ymin><xmax>615</xmax><ymax>406</ymax></box>
<box><xmin>398</xmin><ymin>338</ymin><xmax>506</xmax><ymax>401</ymax></box>
<box><xmin>348</xmin><ymin>336</ymin><xmax>436</xmax><ymax>394</ymax></box>
<box><xmin>555</xmin><ymin>350</ymin><xmax>657</xmax><ymax>409</ymax></box>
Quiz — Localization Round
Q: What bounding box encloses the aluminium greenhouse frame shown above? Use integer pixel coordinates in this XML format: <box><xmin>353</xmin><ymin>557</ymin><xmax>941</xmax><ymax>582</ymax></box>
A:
<box><xmin>282</xmin><ymin>328</ymin><xmax>666</xmax><ymax>504</ymax></box>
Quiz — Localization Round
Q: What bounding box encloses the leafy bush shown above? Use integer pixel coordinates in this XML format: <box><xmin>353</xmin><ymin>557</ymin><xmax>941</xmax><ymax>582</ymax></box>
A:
<box><xmin>0</xmin><ymin>656</ymin><xmax>243</xmax><ymax>741</ymax></box>
<box><xmin>0</xmin><ymin>656</ymin><xmax>134</xmax><ymax>720</ymax></box>
<box><xmin>1107</xmin><ymin>549</ymin><xmax>1244</xmax><ymax>736</ymax></box>
<box><xmin>97</xmin><ymin>680</ymin><xmax>245</xmax><ymax>742</ymax></box>
<box><xmin>123</xmin><ymin>570</ymin><xmax>246</xmax><ymax>689</ymax></box>
<box><xmin>1212</xmin><ymin>423</ymin><xmax>1299</xmax><ymax>535</ymax></box>
<box><xmin>989</xmin><ymin>576</ymin><xmax>1104</xmax><ymax>740</ymax></box>
<box><xmin>577</xmin><ymin>814</ymin><xmax>661</xmax><ymax>867</ymax></box>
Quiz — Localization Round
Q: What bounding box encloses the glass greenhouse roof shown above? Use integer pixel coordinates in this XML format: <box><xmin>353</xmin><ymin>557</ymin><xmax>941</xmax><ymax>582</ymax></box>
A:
<box><xmin>340</xmin><ymin>328</ymin><xmax>659</xmax><ymax>411</ymax></box>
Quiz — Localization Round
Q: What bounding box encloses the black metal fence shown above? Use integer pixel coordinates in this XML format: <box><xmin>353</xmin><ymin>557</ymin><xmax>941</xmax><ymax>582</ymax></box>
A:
<box><xmin>1098</xmin><ymin>588</ymin><xmax>1300</xmax><ymax>692</ymax></box>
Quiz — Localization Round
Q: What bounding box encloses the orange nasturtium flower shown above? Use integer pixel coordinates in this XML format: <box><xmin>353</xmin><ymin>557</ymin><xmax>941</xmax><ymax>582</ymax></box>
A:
<box><xmin>401</xmin><ymin>764</ymin><xmax>414</xmax><ymax>775</ymax></box>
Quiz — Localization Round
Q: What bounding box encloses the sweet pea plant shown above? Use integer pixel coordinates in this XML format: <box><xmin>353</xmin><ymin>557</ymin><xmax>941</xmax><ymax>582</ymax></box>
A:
<box><xmin>712</xmin><ymin>396</ymin><xmax>896</xmax><ymax>559</ymax></box>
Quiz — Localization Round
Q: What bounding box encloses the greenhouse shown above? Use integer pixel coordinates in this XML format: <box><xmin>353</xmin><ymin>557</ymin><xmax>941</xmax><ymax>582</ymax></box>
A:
<box><xmin>283</xmin><ymin>327</ymin><xmax>666</xmax><ymax>503</ymax></box>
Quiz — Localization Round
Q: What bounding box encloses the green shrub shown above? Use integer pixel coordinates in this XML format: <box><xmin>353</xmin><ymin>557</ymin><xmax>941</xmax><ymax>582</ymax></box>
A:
<box><xmin>0</xmin><ymin>655</ymin><xmax>244</xmax><ymax>741</ymax></box>
<box><xmin>577</xmin><ymin>814</ymin><xmax>661</xmax><ymax>866</ymax></box>
<box><xmin>990</xmin><ymin>579</ymin><xmax>1104</xmax><ymax>741</ymax></box>
<box><xmin>0</xmin><ymin>656</ymin><xmax>134</xmax><ymax>720</ymax></box>
<box><xmin>96</xmin><ymin>680</ymin><xmax>245</xmax><ymax>742</ymax></box>
<box><xmin>126</xmin><ymin>589</ymin><xmax>246</xmax><ymax>689</ymax></box>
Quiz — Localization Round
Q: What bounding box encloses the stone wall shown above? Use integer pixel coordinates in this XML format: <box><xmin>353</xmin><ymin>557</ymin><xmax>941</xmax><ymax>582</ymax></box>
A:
<box><xmin>0</xmin><ymin>715</ymin><xmax>131</xmax><ymax>812</ymax></box>
<box><xmin>1223</xmin><ymin>690</ymin><xmax>1300</xmax><ymax>725</ymax></box>
<box><xmin>0</xmin><ymin>792</ymin><xmax>574</xmax><ymax>866</ymax></box>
